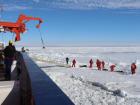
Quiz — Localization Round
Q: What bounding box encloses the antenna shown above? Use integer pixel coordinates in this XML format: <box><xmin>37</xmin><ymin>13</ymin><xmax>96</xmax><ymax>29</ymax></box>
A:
<box><xmin>0</xmin><ymin>4</ymin><xmax>4</xmax><ymax>44</ymax></box>
<box><xmin>0</xmin><ymin>4</ymin><xmax>3</xmax><ymax>21</ymax></box>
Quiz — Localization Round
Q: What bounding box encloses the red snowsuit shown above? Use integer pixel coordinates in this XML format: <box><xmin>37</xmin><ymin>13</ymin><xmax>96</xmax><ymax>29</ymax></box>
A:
<box><xmin>131</xmin><ymin>63</ymin><xmax>137</xmax><ymax>74</ymax></box>
<box><xmin>89</xmin><ymin>59</ymin><xmax>93</xmax><ymax>68</ymax></box>
<box><xmin>101</xmin><ymin>61</ymin><xmax>105</xmax><ymax>70</ymax></box>
<box><xmin>96</xmin><ymin>59</ymin><xmax>101</xmax><ymax>70</ymax></box>
<box><xmin>72</xmin><ymin>59</ymin><xmax>76</xmax><ymax>67</ymax></box>
<box><xmin>110</xmin><ymin>65</ymin><xmax>116</xmax><ymax>72</ymax></box>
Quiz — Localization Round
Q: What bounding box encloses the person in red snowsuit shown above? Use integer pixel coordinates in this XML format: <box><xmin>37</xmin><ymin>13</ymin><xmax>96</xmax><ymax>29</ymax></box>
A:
<box><xmin>110</xmin><ymin>64</ymin><xmax>116</xmax><ymax>72</ymax></box>
<box><xmin>96</xmin><ymin>59</ymin><xmax>101</xmax><ymax>70</ymax></box>
<box><xmin>101</xmin><ymin>61</ymin><xmax>105</xmax><ymax>70</ymax></box>
<box><xmin>72</xmin><ymin>59</ymin><xmax>76</xmax><ymax>67</ymax></box>
<box><xmin>131</xmin><ymin>63</ymin><xmax>137</xmax><ymax>74</ymax></box>
<box><xmin>89</xmin><ymin>59</ymin><xmax>93</xmax><ymax>68</ymax></box>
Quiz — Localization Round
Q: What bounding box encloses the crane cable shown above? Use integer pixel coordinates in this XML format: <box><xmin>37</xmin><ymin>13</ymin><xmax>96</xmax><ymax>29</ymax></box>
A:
<box><xmin>38</xmin><ymin>28</ymin><xmax>45</xmax><ymax>49</ymax></box>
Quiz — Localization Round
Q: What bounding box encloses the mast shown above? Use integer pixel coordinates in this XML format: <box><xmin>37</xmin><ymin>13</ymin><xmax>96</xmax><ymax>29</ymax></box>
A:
<box><xmin>0</xmin><ymin>4</ymin><xmax>3</xmax><ymax>21</ymax></box>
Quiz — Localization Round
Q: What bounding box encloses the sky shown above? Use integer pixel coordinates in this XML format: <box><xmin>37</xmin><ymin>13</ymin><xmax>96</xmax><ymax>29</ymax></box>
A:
<box><xmin>0</xmin><ymin>0</ymin><xmax>140</xmax><ymax>46</ymax></box>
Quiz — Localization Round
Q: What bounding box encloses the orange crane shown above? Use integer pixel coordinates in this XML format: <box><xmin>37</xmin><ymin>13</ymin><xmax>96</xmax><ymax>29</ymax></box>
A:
<box><xmin>0</xmin><ymin>14</ymin><xmax>43</xmax><ymax>41</ymax></box>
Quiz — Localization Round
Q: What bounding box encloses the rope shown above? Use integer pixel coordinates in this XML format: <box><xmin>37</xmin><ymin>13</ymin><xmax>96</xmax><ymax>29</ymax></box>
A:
<box><xmin>38</xmin><ymin>28</ymin><xmax>45</xmax><ymax>48</ymax></box>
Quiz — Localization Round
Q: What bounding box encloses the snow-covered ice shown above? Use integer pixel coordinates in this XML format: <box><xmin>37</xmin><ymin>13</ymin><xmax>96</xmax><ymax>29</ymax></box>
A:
<box><xmin>26</xmin><ymin>47</ymin><xmax>140</xmax><ymax>105</ymax></box>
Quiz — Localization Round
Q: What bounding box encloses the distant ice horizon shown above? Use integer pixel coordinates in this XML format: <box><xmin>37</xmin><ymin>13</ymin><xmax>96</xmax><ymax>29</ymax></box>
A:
<box><xmin>15</xmin><ymin>41</ymin><xmax>140</xmax><ymax>47</ymax></box>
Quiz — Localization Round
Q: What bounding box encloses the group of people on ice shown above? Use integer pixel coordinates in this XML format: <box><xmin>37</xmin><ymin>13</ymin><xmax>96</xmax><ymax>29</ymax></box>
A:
<box><xmin>65</xmin><ymin>57</ymin><xmax>137</xmax><ymax>75</ymax></box>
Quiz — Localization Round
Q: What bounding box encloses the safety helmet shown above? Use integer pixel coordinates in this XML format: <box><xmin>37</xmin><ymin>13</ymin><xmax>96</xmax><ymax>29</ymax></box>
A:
<box><xmin>9</xmin><ymin>40</ymin><xmax>13</xmax><ymax>45</ymax></box>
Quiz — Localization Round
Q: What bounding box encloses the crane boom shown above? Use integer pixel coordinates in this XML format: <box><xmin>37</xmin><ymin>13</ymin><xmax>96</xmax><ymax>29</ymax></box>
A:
<box><xmin>17</xmin><ymin>14</ymin><xmax>43</xmax><ymax>28</ymax></box>
<box><xmin>0</xmin><ymin>22</ymin><xmax>19</xmax><ymax>27</ymax></box>
<box><xmin>0</xmin><ymin>14</ymin><xmax>43</xmax><ymax>41</ymax></box>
